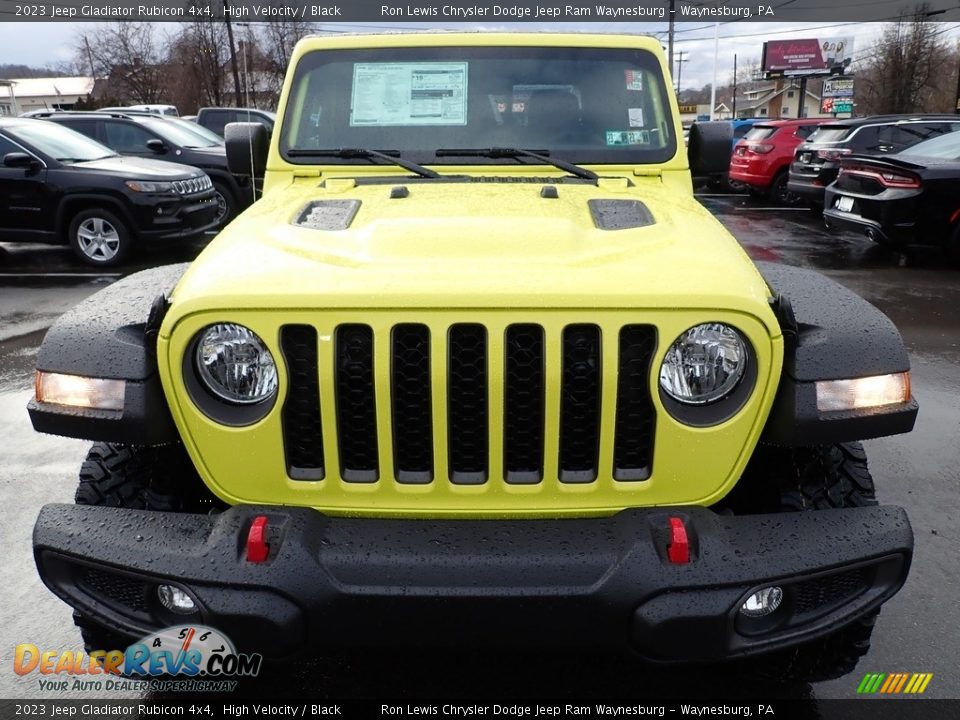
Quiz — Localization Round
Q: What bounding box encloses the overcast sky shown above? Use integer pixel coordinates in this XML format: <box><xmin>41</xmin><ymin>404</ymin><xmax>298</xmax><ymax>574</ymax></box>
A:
<box><xmin>1</xmin><ymin>20</ymin><xmax>958</xmax><ymax>92</ymax></box>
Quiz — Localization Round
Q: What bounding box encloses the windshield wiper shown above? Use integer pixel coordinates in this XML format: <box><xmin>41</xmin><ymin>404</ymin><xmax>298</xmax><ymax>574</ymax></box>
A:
<box><xmin>287</xmin><ymin>148</ymin><xmax>441</xmax><ymax>179</ymax></box>
<box><xmin>435</xmin><ymin>147</ymin><xmax>598</xmax><ymax>181</ymax></box>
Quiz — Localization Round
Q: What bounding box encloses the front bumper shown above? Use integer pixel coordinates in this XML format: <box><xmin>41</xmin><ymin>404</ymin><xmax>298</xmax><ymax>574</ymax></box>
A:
<box><xmin>133</xmin><ymin>191</ymin><xmax>219</xmax><ymax>241</ymax></box>
<box><xmin>34</xmin><ymin>503</ymin><xmax>912</xmax><ymax>663</ymax></box>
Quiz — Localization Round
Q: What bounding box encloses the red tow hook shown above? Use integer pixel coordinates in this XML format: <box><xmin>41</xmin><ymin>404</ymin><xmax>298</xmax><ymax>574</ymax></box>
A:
<box><xmin>667</xmin><ymin>517</ymin><xmax>690</xmax><ymax>565</ymax></box>
<box><xmin>246</xmin><ymin>515</ymin><xmax>270</xmax><ymax>563</ymax></box>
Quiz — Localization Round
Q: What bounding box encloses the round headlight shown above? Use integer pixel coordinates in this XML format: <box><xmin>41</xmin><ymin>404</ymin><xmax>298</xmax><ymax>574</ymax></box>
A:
<box><xmin>659</xmin><ymin>323</ymin><xmax>748</xmax><ymax>405</ymax></box>
<box><xmin>195</xmin><ymin>323</ymin><xmax>278</xmax><ymax>404</ymax></box>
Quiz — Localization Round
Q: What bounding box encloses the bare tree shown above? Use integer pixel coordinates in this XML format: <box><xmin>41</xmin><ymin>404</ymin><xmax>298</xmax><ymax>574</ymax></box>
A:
<box><xmin>259</xmin><ymin>18</ymin><xmax>316</xmax><ymax>104</ymax></box>
<box><xmin>74</xmin><ymin>23</ymin><xmax>169</xmax><ymax>104</ymax></box>
<box><xmin>168</xmin><ymin>19</ymin><xmax>231</xmax><ymax>109</ymax></box>
<box><xmin>854</xmin><ymin>4</ymin><xmax>952</xmax><ymax>114</ymax></box>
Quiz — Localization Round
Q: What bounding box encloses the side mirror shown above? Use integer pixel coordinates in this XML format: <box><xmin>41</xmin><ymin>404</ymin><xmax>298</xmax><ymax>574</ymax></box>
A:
<box><xmin>225</xmin><ymin>122</ymin><xmax>268</xmax><ymax>178</ymax></box>
<box><xmin>687</xmin><ymin>121</ymin><xmax>734</xmax><ymax>178</ymax></box>
<box><xmin>146</xmin><ymin>138</ymin><xmax>167</xmax><ymax>154</ymax></box>
<box><xmin>3</xmin><ymin>152</ymin><xmax>40</xmax><ymax>169</ymax></box>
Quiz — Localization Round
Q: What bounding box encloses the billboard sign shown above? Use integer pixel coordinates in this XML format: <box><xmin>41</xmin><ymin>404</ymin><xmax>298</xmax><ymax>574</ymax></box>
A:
<box><xmin>762</xmin><ymin>37</ymin><xmax>854</xmax><ymax>74</ymax></box>
<box><xmin>821</xmin><ymin>97</ymin><xmax>853</xmax><ymax>114</ymax></box>
<box><xmin>823</xmin><ymin>77</ymin><xmax>855</xmax><ymax>98</ymax></box>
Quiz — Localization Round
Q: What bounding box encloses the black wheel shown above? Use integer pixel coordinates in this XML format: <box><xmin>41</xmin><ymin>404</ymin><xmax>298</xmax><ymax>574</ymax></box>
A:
<box><xmin>943</xmin><ymin>223</ymin><xmax>960</xmax><ymax>263</ymax></box>
<box><xmin>73</xmin><ymin>442</ymin><xmax>219</xmax><ymax>653</ymax></box>
<box><xmin>768</xmin><ymin>170</ymin><xmax>801</xmax><ymax>206</ymax></box>
<box><xmin>211</xmin><ymin>180</ymin><xmax>236</xmax><ymax>227</ymax></box>
<box><xmin>728</xmin><ymin>442</ymin><xmax>880</xmax><ymax>681</ymax></box>
<box><xmin>68</xmin><ymin>208</ymin><xmax>132</xmax><ymax>267</ymax></box>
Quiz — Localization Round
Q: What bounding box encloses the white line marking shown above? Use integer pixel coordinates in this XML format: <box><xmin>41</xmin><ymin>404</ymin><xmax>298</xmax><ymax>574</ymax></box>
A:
<box><xmin>0</xmin><ymin>273</ymin><xmax>122</xmax><ymax>278</ymax></box>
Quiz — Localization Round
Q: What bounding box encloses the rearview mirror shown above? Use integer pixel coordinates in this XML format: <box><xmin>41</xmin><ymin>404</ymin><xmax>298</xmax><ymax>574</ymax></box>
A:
<box><xmin>146</xmin><ymin>138</ymin><xmax>167</xmax><ymax>154</ymax></box>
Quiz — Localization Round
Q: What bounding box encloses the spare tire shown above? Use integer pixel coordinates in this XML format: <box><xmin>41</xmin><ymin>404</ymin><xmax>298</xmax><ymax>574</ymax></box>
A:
<box><xmin>688</xmin><ymin>121</ymin><xmax>734</xmax><ymax>178</ymax></box>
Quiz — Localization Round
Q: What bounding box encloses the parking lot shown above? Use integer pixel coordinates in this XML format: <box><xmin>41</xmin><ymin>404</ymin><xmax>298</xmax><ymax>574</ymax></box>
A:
<box><xmin>1</xmin><ymin>193</ymin><xmax>958</xmax><ymax>704</ymax></box>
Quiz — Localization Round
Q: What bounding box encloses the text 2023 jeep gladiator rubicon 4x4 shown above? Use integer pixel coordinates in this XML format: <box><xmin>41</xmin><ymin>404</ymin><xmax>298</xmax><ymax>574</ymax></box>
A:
<box><xmin>29</xmin><ymin>33</ymin><xmax>917</xmax><ymax>681</ymax></box>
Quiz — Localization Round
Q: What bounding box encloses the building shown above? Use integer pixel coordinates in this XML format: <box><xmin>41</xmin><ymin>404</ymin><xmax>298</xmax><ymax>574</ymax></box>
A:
<box><xmin>734</xmin><ymin>80</ymin><xmax>839</xmax><ymax>120</ymax></box>
<box><xmin>0</xmin><ymin>77</ymin><xmax>96</xmax><ymax>115</ymax></box>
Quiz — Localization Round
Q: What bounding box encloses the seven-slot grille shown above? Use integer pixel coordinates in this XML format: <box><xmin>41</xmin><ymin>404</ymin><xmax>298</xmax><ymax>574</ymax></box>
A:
<box><xmin>172</xmin><ymin>175</ymin><xmax>213</xmax><ymax>195</ymax></box>
<box><xmin>279</xmin><ymin>323</ymin><xmax>657</xmax><ymax>484</ymax></box>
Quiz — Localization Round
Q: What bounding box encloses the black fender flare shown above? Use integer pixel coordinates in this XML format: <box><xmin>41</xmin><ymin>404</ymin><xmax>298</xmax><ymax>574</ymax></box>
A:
<box><xmin>756</xmin><ymin>261</ymin><xmax>918</xmax><ymax>445</ymax></box>
<box><xmin>27</xmin><ymin>264</ymin><xmax>189</xmax><ymax>445</ymax></box>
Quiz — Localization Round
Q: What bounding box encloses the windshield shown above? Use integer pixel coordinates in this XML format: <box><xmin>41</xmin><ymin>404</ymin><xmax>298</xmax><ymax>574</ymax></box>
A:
<box><xmin>141</xmin><ymin>117</ymin><xmax>220</xmax><ymax>148</ymax></box>
<box><xmin>8</xmin><ymin>121</ymin><xmax>115</xmax><ymax>162</ymax></box>
<box><xmin>899</xmin><ymin>129</ymin><xmax>960</xmax><ymax>159</ymax></box>
<box><xmin>167</xmin><ymin>118</ymin><xmax>225</xmax><ymax>146</ymax></box>
<box><xmin>808</xmin><ymin>127</ymin><xmax>852</xmax><ymax>144</ymax></box>
<box><xmin>281</xmin><ymin>45</ymin><xmax>677</xmax><ymax>166</ymax></box>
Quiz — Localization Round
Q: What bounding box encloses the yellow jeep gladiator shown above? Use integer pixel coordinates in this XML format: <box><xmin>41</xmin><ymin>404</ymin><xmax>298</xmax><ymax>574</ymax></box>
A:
<box><xmin>29</xmin><ymin>33</ymin><xmax>917</xmax><ymax>680</ymax></box>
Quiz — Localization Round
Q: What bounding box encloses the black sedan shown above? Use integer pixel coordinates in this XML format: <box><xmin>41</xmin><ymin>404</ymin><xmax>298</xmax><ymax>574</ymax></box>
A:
<box><xmin>823</xmin><ymin>131</ymin><xmax>960</xmax><ymax>256</ymax></box>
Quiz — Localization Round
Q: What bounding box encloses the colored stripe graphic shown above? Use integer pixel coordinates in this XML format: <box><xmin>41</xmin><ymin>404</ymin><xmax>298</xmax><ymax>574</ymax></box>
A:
<box><xmin>857</xmin><ymin>672</ymin><xmax>932</xmax><ymax>695</ymax></box>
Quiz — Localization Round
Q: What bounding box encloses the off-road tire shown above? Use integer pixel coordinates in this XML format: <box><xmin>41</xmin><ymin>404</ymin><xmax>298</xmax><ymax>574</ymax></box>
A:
<box><xmin>73</xmin><ymin>442</ymin><xmax>218</xmax><ymax>653</ymax></box>
<box><xmin>732</xmin><ymin>442</ymin><xmax>880</xmax><ymax>682</ymax></box>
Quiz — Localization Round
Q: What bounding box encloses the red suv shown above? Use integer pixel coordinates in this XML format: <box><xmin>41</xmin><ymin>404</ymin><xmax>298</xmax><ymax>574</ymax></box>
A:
<box><xmin>730</xmin><ymin>119</ymin><xmax>829</xmax><ymax>204</ymax></box>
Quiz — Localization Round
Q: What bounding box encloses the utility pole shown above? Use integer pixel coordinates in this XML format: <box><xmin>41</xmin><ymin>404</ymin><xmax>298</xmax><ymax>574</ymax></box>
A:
<box><xmin>83</xmin><ymin>36</ymin><xmax>96</xmax><ymax>78</ymax></box>
<box><xmin>732</xmin><ymin>54</ymin><xmax>738</xmax><ymax>118</ymax></box>
<box><xmin>675</xmin><ymin>51</ymin><xmax>688</xmax><ymax>95</ymax></box>
<box><xmin>955</xmin><ymin>59</ymin><xmax>960</xmax><ymax>114</ymax></box>
<box><xmin>223</xmin><ymin>0</ymin><xmax>242</xmax><ymax>107</ymax></box>
<box><xmin>668</xmin><ymin>0</ymin><xmax>675</xmax><ymax>88</ymax></box>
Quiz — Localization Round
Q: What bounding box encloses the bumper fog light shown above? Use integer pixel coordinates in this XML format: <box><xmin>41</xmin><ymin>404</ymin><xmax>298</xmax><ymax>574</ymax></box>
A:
<box><xmin>739</xmin><ymin>586</ymin><xmax>783</xmax><ymax>617</ymax></box>
<box><xmin>157</xmin><ymin>584</ymin><xmax>197</xmax><ymax>614</ymax></box>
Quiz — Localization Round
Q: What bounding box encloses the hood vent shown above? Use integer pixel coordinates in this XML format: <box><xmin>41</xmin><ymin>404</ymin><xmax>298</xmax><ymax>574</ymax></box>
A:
<box><xmin>294</xmin><ymin>200</ymin><xmax>361</xmax><ymax>231</ymax></box>
<box><xmin>588</xmin><ymin>199</ymin><xmax>655</xmax><ymax>230</ymax></box>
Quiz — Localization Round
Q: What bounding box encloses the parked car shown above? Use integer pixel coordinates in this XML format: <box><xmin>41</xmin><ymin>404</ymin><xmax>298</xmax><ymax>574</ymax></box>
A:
<box><xmin>823</xmin><ymin>129</ymin><xmax>960</xmax><ymax>255</ymax></box>
<box><xmin>123</xmin><ymin>104</ymin><xmax>179</xmax><ymax>117</ymax></box>
<box><xmin>0</xmin><ymin>117</ymin><xmax>217</xmax><ymax>266</ymax></box>
<box><xmin>196</xmin><ymin>107</ymin><xmax>276</xmax><ymax>138</ymax></box>
<box><xmin>788</xmin><ymin>114</ymin><xmax>960</xmax><ymax>206</ymax></box>
<box><xmin>37</xmin><ymin>111</ymin><xmax>253</xmax><ymax>226</ymax></box>
<box><xmin>730</xmin><ymin>119</ymin><xmax>830</xmax><ymax>204</ymax></box>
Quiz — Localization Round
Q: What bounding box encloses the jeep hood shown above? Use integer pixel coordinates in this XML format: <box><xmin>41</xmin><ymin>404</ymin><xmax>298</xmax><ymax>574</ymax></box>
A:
<box><xmin>167</xmin><ymin>176</ymin><xmax>777</xmax><ymax>327</ymax></box>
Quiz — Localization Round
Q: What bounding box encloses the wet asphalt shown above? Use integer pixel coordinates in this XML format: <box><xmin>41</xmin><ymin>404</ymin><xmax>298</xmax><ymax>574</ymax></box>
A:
<box><xmin>1</xmin><ymin>194</ymin><xmax>957</xmax><ymax>706</ymax></box>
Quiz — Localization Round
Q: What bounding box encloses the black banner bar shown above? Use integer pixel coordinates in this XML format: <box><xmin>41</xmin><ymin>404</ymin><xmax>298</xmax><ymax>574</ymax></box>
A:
<box><xmin>0</xmin><ymin>0</ymin><xmax>957</xmax><ymax>23</ymax></box>
<box><xmin>2</xmin><ymin>699</ymin><xmax>960</xmax><ymax>720</ymax></box>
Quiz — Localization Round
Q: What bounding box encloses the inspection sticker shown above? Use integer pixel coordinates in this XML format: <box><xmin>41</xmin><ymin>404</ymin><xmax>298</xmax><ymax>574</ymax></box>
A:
<box><xmin>606</xmin><ymin>130</ymin><xmax>651</xmax><ymax>146</ymax></box>
<box><xmin>625</xmin><ymin>70</ymin><xmax>643</xmax><ymax>91</ymax></box>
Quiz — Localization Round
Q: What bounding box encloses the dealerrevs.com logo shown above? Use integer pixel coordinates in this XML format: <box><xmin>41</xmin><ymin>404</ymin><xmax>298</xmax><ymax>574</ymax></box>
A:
<box><xmin>14</xmin><ymin>625</ymin><xmax>262</xmax><ymax>692</ymax></box>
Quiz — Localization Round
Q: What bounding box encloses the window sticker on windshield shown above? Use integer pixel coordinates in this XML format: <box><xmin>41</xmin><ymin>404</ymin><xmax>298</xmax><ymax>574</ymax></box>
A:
<box><xmin>350</xmin><ymin>62</ymin><xmax>468</xmax><ymax>127</ymax></box>
<box><xmin>606</xmin><ymin>130</ymin><xmax>651</xmax><ymax>146</ymax></box>
<box><xmin>625</xmin><ymin>70</ymin><xmax>643</xmax><ymax>91</ymax></box>
<box><xmin>628</xmin><ymin>108</ymin><xmax>645</xmax><ymax>127</ymax></box>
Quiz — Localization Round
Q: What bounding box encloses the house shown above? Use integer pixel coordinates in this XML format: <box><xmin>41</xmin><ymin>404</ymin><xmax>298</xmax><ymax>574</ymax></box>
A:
<box><xmin>0</xmin><ymin>80</ymin><xmax>20</xmax><ymax>116</ymax></box>
<box><xmin>734</xmin><ymin>80</ymin><xmax>836</xmax><ymax>120</ymax></box>
<box><xmin>0</xmin><ymin>77</ymin><xmax>96</xmax><ymax>114</ymax></box>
